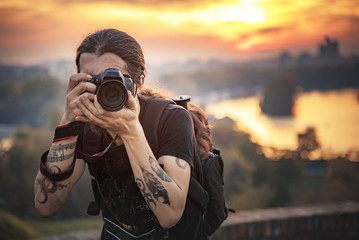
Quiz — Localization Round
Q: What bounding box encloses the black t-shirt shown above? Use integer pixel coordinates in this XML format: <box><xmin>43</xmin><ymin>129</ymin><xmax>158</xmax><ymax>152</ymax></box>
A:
<box><xmin>77</xmin><ymin>96</ymin><xmax>205</xmax><ymax>240</ymax></box>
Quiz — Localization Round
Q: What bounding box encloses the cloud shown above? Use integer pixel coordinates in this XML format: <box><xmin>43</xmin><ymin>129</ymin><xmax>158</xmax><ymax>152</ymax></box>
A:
<box><xmin>237</xmin><ymin>26</ymin><xmax>287</xmax><ymax>41</ymax></box>
<box><xmin>55</xmin><ymin>0</ymin><xmax>236</xmax><ymax>11</ymax></box>
<box><xmin>256</xmin><ymin>26</ymin><xmax>287</xmax><ymax>35</ymax></box>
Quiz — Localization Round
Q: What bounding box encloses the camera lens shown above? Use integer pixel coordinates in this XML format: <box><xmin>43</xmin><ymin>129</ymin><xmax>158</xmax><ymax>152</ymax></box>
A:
<box><xmin>97</xmin><ymin>80</ymin><xmax>128</xmax><ymax>111</ymax></box>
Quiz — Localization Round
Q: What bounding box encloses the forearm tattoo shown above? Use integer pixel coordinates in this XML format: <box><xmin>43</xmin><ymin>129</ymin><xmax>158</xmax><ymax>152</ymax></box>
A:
<box><xmin>135</xmin><ymin>156</ymin><xmax>171</xmax><ymax>207</ymax></box>
<box><xmin>149</xmin><ymin>156</ymin><xmax>172</xmax><ymax>182</ymax></box>
<box><xmin>142</xmin><ymin>167</ymin><xmax>170</xmax><ymax>205</ymax></box>
<box><xmin>47</xmin><ymin>142</ymin><xmax>76</xmax><ymax>163</ymax></box>
<box><xmin>52</xmin><ymin>142</ymin><xmax>76</xmax><ymax>152</ymax></box>
<box><xmin>135</xmin><ymin>178</ymin><xmax>156</xmax><ymax>207</ymax></box>
<box><xmin>36</xmin><ymin>165</ymin><xmax>68</xmax><ymax>204</ymax></box>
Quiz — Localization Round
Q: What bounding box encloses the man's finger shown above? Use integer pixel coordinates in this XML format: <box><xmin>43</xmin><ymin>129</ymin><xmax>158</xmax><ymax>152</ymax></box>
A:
<box><xmin>68</xmin><ymin>73</ymin><xmax>92</xmax><ymax>93</ymax></box>
<box><xmin>78</xmin><ymin>97</ymin><xmax>100</xmax><ymax>123</ymax></box>
<box><xmin>72</xmin><ymin>81</ymin><xmax>97</xmax><ymax>96</ymax></box>
<box><xmin>126</xmin><ymin>91</ymin><xmax>136</xmax><ymax>110</ymax></box>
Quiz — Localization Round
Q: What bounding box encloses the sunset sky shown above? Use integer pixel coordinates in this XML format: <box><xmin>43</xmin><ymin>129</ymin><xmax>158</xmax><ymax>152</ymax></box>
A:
<box><xmin>0</xmin><ymin>0</ymin><xmax>358</xmax><ymax>66</ymax></box>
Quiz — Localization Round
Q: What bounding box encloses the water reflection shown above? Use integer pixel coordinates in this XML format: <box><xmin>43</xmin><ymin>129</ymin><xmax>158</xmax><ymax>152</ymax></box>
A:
<box><xmin>207</xmin><ymin>88</ymin><xmax>359</xmax><ymax>158</ymax></box>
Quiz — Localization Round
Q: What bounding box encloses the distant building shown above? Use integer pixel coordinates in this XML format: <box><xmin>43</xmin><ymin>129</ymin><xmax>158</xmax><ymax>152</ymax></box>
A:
<box><xmin>278</xmin><ymin>37</ymin><xmax>346</xmax><ymax>67</ymax></box>
<box><xmin>297</xmin><ymin>52</ymin><xmax>314</xmax><ymax>65</ymax></box>
<box><xmin>318</xmin><ymin>37</ymin><xmax>339</xmax><ymax>59</ymax></box>
<box><xmin>278</xmin><ymin>51</ymin><xmax>295</xmax><ymax>67</ymax></box>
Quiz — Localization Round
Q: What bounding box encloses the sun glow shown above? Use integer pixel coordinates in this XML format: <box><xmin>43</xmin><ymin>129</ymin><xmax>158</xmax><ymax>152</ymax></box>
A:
<box><xmin>158</xmin><ymin>0</ymin><xmax>266</xmax><ymax>25</ymax></box>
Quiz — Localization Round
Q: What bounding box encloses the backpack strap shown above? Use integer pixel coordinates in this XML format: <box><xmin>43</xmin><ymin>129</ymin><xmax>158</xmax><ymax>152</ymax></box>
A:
<box><xmin>142</xmin><ymin>97</ymin><xmax>209</xmax><ymax>211</ymax></box>
<box><xmin>141</xmin><ymin>97</ymin><xmax>174</xmax><ymax>157</ymax></box>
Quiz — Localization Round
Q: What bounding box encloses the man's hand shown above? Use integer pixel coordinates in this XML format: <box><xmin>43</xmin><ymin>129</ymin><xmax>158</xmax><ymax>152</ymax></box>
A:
<box><xmin>61</xmin><ymin>73</ymin><xmax>96</xmax><ymax>125</ymax></box>
<box><xmin>75</xmin><ymin>91</ymin><xmax>140</xmax><ymax>137</ymax></box>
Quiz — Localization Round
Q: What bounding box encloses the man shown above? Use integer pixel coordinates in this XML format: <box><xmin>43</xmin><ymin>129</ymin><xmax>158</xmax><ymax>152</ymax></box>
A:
<box><xmin>34</xmin><ymin>29</ymin><xmax>205</xmax><ymax>239</ymax></box>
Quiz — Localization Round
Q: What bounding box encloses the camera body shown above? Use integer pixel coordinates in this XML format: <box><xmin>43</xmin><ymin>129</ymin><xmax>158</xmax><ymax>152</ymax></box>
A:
<box><xmin>90</xmin><ymin>68</ymin><xmax>134</xmax><ymax>112</ymax></box>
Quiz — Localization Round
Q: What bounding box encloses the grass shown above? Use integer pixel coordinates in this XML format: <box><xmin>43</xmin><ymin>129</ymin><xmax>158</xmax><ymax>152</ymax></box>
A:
<box><xmin>27</xmin><ymin>217</ymin><xmax>103</xmax><ymax>236</ymax></box>
<box><xmin>0</xmin><ymin>209</ymin><xmax>103</xmax><ymax>239</ymax></box>
<box><xmin>0</xmin><ymin>210</ymin><xmax>40</xmax><ymax>240</ymax></box>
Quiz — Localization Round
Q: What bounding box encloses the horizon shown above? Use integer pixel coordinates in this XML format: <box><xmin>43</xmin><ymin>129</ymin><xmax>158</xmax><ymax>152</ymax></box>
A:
<box><xmin>0</xmin><ymin>36</ymin><xmax>356</xmax><ymax>68</ymax></box>
<box><xmin>1</xmin><ymin>0</ymin><xmax>359</xmax><ymax>66</ymax></box>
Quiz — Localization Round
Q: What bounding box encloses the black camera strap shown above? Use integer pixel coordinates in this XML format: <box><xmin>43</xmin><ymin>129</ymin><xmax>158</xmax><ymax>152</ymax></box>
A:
<box><xmin>53</xmin><ymin>121</ymin><xmax>85</xmax><ymax>142</ymax></box>
<box><xmin>39</xmin><ymin>150</ymin><xmax>76</xmax><ymax>183</ymax></box>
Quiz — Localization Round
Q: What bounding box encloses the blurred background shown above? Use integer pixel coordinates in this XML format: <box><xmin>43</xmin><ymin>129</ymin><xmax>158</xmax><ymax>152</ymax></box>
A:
<box><xmin>0</xmin><ymin>0</ymin><xmax>358</xmax><ymax>239</ymax></box>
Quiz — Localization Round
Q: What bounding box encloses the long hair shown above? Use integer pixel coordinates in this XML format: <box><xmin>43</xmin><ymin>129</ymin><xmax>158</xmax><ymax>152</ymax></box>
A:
<box><xmin>75</xmin><ymin>28</ymin><xmax>146</xmax><ymax>84</ymax></box>
<box><xmin>188</xmin><ymin>103</ymin><xmax>212</xmax><ymax>162</ymax></box>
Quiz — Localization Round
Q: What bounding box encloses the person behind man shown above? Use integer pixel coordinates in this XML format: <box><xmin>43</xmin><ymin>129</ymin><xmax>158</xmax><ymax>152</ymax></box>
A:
<box><xmin>34</xmin><ymin>28</ymin><xmax>209</xmax><ymax>239</ymax></box>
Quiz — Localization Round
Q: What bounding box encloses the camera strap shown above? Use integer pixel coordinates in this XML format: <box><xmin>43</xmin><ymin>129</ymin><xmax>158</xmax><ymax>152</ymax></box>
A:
<box><xmin>76</xmin><ymin>134</ymin><xmax>119</xmax><ymax>162</ymax></box>
<box><xmin>39</xmin><ymin>150</ymin><xmax>76</xmax><ymax>182</ymax></box>
<box><xmin>53</xmin><ymin>121</ymin><xmax>85</xmax><ymax>142</ymax></box>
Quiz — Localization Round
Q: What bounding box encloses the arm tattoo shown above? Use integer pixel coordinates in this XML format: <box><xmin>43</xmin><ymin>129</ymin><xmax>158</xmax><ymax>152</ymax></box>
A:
<box><xmin>47</xmin><ymin>151</ymin><xmax>75</xmax><ymax>163</ymax></box>
<box><xmin>135</xmin><ymin>178</ymin><xmax>156</xmax><ymax>207</ymax></box>
<box><xmin>149</xmin><ymin>156</ymin><xmax>172</xmax><ymax>182</ymax></box>
<box><xmin>136</xmin><ymin>167</ymin><xmax>171</xmax><ymax>207</ymax></box>
<box><xmin>36</xmin><ymin>165</ymin><xmax>68</xmax><ymax>204</ymax></box>
<box><xmin>175</xmin><ymin>158</ymin><xmax>188</xmax><ymax>170</ymax></box>
<box><xmin>52</xmin><ymin>142</ymin><xmax>76</xmax><ymax>152</ymax></box>
<box><xmin>46</xmin><ymin>143</ymin><xmax>76</xmax><ymax>163</ymax></box>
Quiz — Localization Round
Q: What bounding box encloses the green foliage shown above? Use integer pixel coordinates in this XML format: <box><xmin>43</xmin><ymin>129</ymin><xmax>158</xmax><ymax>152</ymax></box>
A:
<box><xmin>0</xmin><ymin>125</ymin><xmax>93</xmax><ymax>219</ymax></box>
<box><xmin>0</xmin><ymin>126</ymin><xmax>52</xmax><ymax>216</ymax></box>
<box><xmin>0</xmin><ymin>210</ymin><xmax>39</xmax><ymax>240</ymax></box>
<box><xmin>323</xmin><ymin>158</ymin><xmax>359</xmax><ymax>202</ymax></box>
<box><xmin>0</xmin><ymin>75</ymin><xmax>66</xmax><ymax>127</ymax></box>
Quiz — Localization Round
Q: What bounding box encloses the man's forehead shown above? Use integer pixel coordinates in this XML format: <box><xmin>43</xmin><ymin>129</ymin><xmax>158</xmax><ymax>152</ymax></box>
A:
<box><xmin>79</xmin><ymin>52</ymin><xmax>128</xmax><ymax>75</ymax></box>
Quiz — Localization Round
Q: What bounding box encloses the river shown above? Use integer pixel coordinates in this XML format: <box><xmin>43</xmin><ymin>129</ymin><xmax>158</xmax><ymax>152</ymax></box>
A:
<box><xmin>206</xmin><ymin>88</ymin><xmax>359</xmax><ymax>159</ymax></box>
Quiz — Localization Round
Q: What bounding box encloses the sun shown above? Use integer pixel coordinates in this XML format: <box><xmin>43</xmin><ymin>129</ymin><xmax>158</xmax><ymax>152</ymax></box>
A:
<box><xmin>214</xmin><ymin>1</ymin><xmax>267</xmax><ymax>24</ymax></box>
<box><xmin>188</xmin><ymin>0</ymin><xmax>266</xmax><ymax>24</ymax></box>
<box><xmin>157</xmin><ymin>0</ymin><xmax>267</xmax><ymax>26</ymax></box>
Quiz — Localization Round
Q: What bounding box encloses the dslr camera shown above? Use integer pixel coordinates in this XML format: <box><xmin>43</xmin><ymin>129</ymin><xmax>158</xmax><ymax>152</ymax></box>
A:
<box><xmin>90</xmin><ymin>68</ymin><xmax>134</xmax><ymax>112</ymax></box>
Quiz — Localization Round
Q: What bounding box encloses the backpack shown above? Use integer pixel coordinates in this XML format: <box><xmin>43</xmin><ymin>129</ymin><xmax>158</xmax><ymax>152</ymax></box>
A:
<box><xmin>142</xmin><ymin>96</ymin><xmax>234</xmax><ymax>236</ymax></box>
<box><xmin>84</xmin><ymin>95</ymin><xmax>234</xmax><ymax>237</ymax></box>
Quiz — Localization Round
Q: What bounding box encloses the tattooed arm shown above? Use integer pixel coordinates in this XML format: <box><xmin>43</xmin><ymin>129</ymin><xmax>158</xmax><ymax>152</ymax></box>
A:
<box><xmin>34</xmin><ymin>137</ymin><xmax>86</xmax><ymax>217</ymax></box>
<box><xmin>121</xmin><ymin>126</ymin><xmax>191</xmax><ymax>229</ymax></box>
<box><xmin>34</xmin><ymin>72</ymin><xmax>95</xmax><ymax>217</ymax></box>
